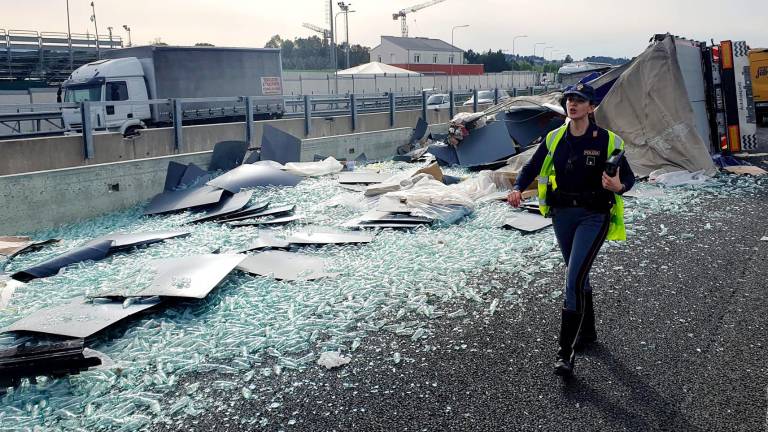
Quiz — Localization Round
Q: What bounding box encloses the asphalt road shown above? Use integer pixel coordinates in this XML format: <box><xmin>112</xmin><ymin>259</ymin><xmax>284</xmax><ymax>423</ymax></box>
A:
<box><xmin>154</xmin><ymin>129</ymin><xmax>768</xmax><ymax>432</ymax></box>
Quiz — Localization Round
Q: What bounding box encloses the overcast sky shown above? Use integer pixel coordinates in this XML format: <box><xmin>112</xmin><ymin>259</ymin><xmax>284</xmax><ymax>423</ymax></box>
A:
<box><xmin>4</xmin><ymin>0</ymin><xmax>767</xmax><ymax>60</ymax></box>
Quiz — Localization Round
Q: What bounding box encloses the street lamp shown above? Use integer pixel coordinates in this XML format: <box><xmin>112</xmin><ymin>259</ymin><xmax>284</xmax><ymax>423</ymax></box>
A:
<box><xmin>335</xmin><ymin>2</ymin><xmax>355</xmax><ymax>69</ymax></box>
<box><xmin>450</xmin><ymin>24</ymin><xmax>469</xmax><ymax>92</ymax></box>
<box><xmin>512</xmin><ymin>35</ymin><xmax>527</xmax><ymax>57</ymax></box>
<box><xmin>543</xmin><ymin>46</ymin><xmax>554</xmax><ymax>60</ymax></box>
<box><xmin>122</xmin><ymin>24</ymin><xmax>131</xmax><ymax>47</ymax></box>
<box><xmin>533</xmin><ymin>42</ymin><xmax>546</xmax><ymax>58</ymax></box>
<box><xmin>66</xmin><ymin>0</ymin><xmax>73</xmax><ymax>70</ymax></box>
<box><xmin>107</xmin><ymin>26</ymin><xmax>113</xmax><ymax>47</ymax></box>
<box><xmin>90</xmin><ymin>1</ymin><xmax>100</xmax><ymax>58</ymax></box>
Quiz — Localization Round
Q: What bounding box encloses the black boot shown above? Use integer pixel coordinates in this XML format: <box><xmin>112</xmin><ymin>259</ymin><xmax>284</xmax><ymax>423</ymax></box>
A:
<box><xmin>554</xmin><ymin>308</ymin><xmax>582</xmax><ymax>377</ymax></box>
<box><xmin>574</xmin><ymin>291</ymin><xmax>597</xmax><ymax>351</ymax></box>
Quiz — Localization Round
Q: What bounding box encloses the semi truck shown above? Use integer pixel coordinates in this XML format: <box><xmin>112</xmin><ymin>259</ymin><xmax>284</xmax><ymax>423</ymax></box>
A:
<box><xmin>750</xmin><ymin>48</ymin><xmax>768</xmax><ymax>125</ymax></box>
<box><xmin>61</xmin><ymin>46</ymin><xmax>284</xmax><ymax>135</ymax></box>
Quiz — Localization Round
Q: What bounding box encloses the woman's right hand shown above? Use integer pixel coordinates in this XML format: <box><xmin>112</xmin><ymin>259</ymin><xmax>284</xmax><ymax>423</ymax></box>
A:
<box><xmin>507</xmin><ymin>190</ymin><xmax>522</xmax><ymax>208</ymax></box>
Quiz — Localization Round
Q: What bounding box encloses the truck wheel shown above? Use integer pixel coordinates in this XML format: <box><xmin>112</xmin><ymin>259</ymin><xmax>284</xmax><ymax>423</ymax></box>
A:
<box><xmin>124</xmin><ymin>125</ymin><xmax>145</xmax><ymax>137</ymax></box>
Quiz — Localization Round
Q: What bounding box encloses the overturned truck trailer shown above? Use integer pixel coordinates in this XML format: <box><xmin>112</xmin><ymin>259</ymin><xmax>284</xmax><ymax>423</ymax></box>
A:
<box><xmin>593</xmin><ymin>34</ymin><xmax>757</xmax><ymax>177</ymax></box>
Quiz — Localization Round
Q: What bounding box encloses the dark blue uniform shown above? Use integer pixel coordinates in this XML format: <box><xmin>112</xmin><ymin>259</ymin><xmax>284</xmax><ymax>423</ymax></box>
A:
<box><xmin>513</xmin><ymin>122</ymin><xmax>634</xmax><ymax>313</ymax></box>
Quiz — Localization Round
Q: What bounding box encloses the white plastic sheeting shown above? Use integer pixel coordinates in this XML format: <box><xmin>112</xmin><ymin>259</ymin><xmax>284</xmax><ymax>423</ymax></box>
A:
<box><xmin>283</xmin><ymin>157</ymin><xmax>344</xmax><ymax>177</ymax></box>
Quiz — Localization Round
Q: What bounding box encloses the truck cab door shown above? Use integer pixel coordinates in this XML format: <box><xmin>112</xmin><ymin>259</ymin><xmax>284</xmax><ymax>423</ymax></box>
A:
<box><xmin>126</xmin><ymin>77</ymin><xmax>151</xmax><ymax>122</ymax></box>
<box><xmin>105</xmin><ymin>81</ymin><xmax>131</xmax><ymax>129</ymax></box>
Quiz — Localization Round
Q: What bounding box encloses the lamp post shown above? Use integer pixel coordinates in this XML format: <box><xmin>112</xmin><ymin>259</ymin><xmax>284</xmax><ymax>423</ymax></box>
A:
<box><xmin>66</xmin><ymin>0</ymin><xmax>73</xmax><ymax>70</ymax></box>
<box><xmin>450</xmin><ymin>24</ymin><xmax>469</xmax><ymax>92</ymax></box>
<box><xmin>337</xmin><ymin>2</ymin><xmax>353</xmax><ymax>69</ymax></box>
<box><xmin>327</xmin><ymin>0</ymin><xmax>338</xmax><ymax>93</ymax></box>
<box><xmin>533</xmin><ymin>42</ymin><xmax>546</xmax><ymax>58</ymax></box>
<box><xmin>543</xmin><ymin>46</ymin><xmax>554</xmax><ymax>60</ymax></box>
<box><xmin>90</xmin><ymin>1</ymin><xmax>100</xmax><ymax>58</ymax></box>
<box><xmin>122</xmin><ymin>25</ymin><xmax>131</xmax><ymax>47</ymax></box>
<box><xmin>512</xmin><ymin>34</ymin><xmax>527</xmax><ymax>57</ymax></box>
<box><xmin>107</xmin><ymin>26</ymin><xmax>113</xmax><ymax>48</ymax></box>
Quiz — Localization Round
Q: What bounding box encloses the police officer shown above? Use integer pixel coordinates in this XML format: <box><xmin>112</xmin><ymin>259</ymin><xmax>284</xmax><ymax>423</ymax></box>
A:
<box><xmin>507</xmin><ymin>83</ymin><xmax>635</xmax><ymax>377</ymax></box>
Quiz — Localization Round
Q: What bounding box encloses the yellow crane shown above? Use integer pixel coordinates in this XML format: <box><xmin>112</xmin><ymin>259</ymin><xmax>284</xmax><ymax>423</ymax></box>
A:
<box><xmin>302</xmin><ymin>22</ymin><xmax>331</xmax><ymax>40</ymax></box>
<box><xmin>392</xmin><ymin>0</ymin><xmax>447</xmax><ymax>38</ymax></box>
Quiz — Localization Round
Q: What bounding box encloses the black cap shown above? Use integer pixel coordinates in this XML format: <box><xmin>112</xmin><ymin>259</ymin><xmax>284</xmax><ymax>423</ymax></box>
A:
<box><xmin>563</xmin><ymin>83</ymin><xmax>596</xmax><ymax>103</ymax></box>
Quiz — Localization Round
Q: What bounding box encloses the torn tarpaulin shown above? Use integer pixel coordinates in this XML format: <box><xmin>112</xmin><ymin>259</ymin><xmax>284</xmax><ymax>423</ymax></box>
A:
<box><xmin>236</xmin><ymin>233</ymin><xmax>291</xmax><ymax>252</ymax></box>
<box><xmin>208</xmin><ymin>140</ymin><xmax>248</xmax><ymax>173</ymax></box>
<box><xmin>0</xmin><ymin>339</ymin><xmax>102</xmax><ymax>389</ymax></box>
<box><xmin>229</xmin><ymin>214</ymin><xmax>303</xmax><ymax>227</ymax></box>
<box><xmin>455</xmin><ymin>119</ymin><xmax>516</xmax><ymax>168</ymax></box>
<box><xmin>0</xmin><ymin>237</ymin><xmax>59</xmax><ymax>258</ymax></box>
<box><xmin>501</xmin><ymin>212</ymin><xmax>552</xmax><ymax>233</ymax></box>
<box><xmin>337</xmin><ymin>172</ymin><xmax>393</xmax><ymax>185</ymax></box>
<box><xmin>342</xmin><ymin>209</ymin><xmax>433</xmax><ymax>230</ymax></box>
<box><xmin>187</xmin><ymin>191</ymin><xmax>254</xmax><ymax>224</ymax></box>
<box><xmin>163</xmin><ymin>162</ymin><xmax>210</xmax><ymax>192</ymax></box>
<box><xmin>237</xmin><ymin>251</ymin><xmax>339</xmax><ymax>281</ymax></box>
<box><xmin>260</xmin><ymin>125</ymin><xmax>302</xmax><ymax>165</ymax></box>
<box><xmin>287</xmin><ymin>229</ymin><xmax>375</xmax><ymax>246</ymax></box>
<box><xmin>207</xmin><ymin>164</ymin><xmax>302</xmax><ymax>193</ymax></box>
<box><xmin>213</xmin><ymin>201</ymin><xmax>271</xmax><ymax>221</ymax></box>
<box><xmin>503</xmin><ymin>106</ymin><xmax>565</xmax><ymax>148</ymax></box>
<box><xmin>145</xmin><ymin>185</ymin><xmax>225</xmax><ymax>216</ymax></box>
<box><xmin>11</xmin><ymin>240</ymin><xmax>113</xmax><ymax>282</ymax></box>
<box><xmin>95</xmin><ymin>254</ymin><xmax>245</xmax><ymax>299</ymax></box>
<box><xmin>11</xmin><ymin>230</ymin><xmax>190</xmax><ymax>282</ymax></box>
<box><xmin>1</xmin><ymin>297</ymin><xmax>162</xmax><ymax>339</ymax></box>
<box><xmin>217</xmin><ymin>204</ymin><xmax>295</xmax><ymax>223</ymax></box>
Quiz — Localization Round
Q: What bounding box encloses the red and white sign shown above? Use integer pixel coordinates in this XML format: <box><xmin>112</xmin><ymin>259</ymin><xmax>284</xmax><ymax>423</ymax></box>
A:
<box><xmin>261</xmin><ymin>77</ymin><xmax>283</xmax><ymax>95</ymax></box>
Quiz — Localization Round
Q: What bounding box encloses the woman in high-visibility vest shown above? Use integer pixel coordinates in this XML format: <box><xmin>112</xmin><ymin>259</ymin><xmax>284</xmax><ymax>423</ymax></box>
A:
<box><xmin>508</xmin><ymin>83</ymin><xmax>635</xmax><ymax>377</ymax></box>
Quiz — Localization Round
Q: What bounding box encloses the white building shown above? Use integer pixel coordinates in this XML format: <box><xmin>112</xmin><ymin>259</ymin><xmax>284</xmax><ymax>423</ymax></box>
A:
<box><xmin>370</xmin><ymin>36</ymin><xmax>464</xmax><ymax>66</ymax></box>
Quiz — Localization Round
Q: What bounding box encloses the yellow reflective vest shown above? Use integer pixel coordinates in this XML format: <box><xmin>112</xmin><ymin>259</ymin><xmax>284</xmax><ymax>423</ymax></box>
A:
<box><xmin>536</xmin><ymin>124</ymin><xmax>627</xmax><ymax>241</ymax></box>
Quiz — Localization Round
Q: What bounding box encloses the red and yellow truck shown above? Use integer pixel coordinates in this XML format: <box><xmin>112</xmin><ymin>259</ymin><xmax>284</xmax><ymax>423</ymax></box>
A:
<box><xmin>750</xmin><ymin>49</ymin><xmax>768</xmax><ymax>124</ymax></box>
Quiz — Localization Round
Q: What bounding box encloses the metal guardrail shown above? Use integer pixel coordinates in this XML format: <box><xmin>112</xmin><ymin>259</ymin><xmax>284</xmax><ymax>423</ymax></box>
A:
<box><xmin>0</xmin><ymin>85</ymin><xmax>562</xmax><ymax>160</ymax></box>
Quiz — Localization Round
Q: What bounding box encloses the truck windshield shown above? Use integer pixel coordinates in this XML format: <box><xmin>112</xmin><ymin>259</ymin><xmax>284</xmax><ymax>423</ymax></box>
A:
<box><xmin>427</xmin><ymin>95</ymin><xmax>445</xmax><ymax>105</ymax></box>
<box><xmin>63</xmin><ymin>86</ymin><xmax>102</xmax><ymax>103</ymax></box>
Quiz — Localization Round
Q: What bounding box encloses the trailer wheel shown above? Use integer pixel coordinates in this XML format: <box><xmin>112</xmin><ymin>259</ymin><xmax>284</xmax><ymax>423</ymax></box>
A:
<box><xmin>123</xmin><ymin>125</ymin><xmax>145</xmax><ymax>137</ymax></box>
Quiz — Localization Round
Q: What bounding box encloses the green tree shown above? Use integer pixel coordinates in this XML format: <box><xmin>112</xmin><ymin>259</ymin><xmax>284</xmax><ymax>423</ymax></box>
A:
<box><xmin>265</xmin><ymin>35</ymin><xmax>283</xmax><ymax>49</ymax></box>
<box><xmin>564</xmin><ymin>54</ymin><xmax>573</xmax><ymax>63</ymax></box>
<box><xmin>195</xmin><ymin>42</ymin><xmax>214</xmax><ymax>47</ymax></box>
<box><xmin>263</xmin><ymin>34</ymin><xmax>371</xmax><ymax>70</ymax></box>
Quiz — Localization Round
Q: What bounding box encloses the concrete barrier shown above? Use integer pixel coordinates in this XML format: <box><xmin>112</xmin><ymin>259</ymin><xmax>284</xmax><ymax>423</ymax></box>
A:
<box><xmin>301</xmin><ymin>127</ymin><xmax>413</xmax><ymax>162</ymax></box>
<box><xmin>0</xmin><ymin>117</ymin><xmax>456</xmax><ymax>234</ymax></box>
<box><xmin>0</xmin><ymin>152</ymin><xmax>212</xmax><ymax>235</ymax></box>
<box><xmin>0</xmin><ymin>106</ymin><xmax>475</xmax><ymax>175</ymax></box>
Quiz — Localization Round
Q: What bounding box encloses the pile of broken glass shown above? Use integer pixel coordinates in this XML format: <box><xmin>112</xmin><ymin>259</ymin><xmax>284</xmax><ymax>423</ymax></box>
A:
<box><xmin>0</xmin><ymin>133</ymin><xmax>763</xmax><ymax>431</ymax></box>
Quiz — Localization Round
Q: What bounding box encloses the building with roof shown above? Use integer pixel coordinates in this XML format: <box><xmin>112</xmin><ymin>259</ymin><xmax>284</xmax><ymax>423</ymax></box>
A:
<box><xmin>370</xmin><ymin>36</ymin><xmax>483</xmax><ymax>76</ymax></box>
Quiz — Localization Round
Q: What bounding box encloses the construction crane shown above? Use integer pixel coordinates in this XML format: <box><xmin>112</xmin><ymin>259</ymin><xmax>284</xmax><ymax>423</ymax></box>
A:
<box><xmin>392</xmin><ymin>0</ymin><xmax>447</xmax><ymax>38</ymax></box>
<box><xmin>302</xmin><ymin>22</ymin><xmax>331</xmax><ymax>40</ymax></box>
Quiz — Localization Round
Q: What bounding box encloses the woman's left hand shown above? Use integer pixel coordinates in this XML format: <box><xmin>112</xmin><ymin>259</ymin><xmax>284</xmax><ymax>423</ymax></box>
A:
<box><xmin>602</xmin><ymin>168</ymin><xmax>623</xmax><ymax>193</ymax></box>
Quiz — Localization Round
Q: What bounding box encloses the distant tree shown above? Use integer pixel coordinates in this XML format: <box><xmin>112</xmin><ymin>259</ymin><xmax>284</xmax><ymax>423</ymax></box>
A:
<box><xmin>265</xmin><ymin>35</ymin><xmax>283</xmax><ymax>49</ymax></box>
<box><xmin>195</xmin><ymin>42</ymin><xmax>215</xmax><ymax>47</ymax></box>
<box><xmin>150</xmin><ymin>37</ymin><xmax>167</xmax><ymax>46</ymax></box>
<box><xmin>263</xmin><ymin>34</ymin><xmax>371</xmax><ymax>70</ymax></box>
<box><xmin>464</xmin><ymin>49</ymin><xmax>481</xmax><ymax>64</ymax></box>
<box><xmin>347</xmin><ymin>44</ymin><xmax>370</xmax><ymax>68</ymax></box>
<box><xmin>583</xmin><ymin>56</ymin><xmax>630</xmax><ymax>65</ymax></box>
<box><xmin>463</xmin><ymin>49</ymin><xmax>512</xmax><ymax>73</ymax></box>
<box><xmin>564</xmin><ymin>54</ymin><xmax>573</xmax><ymax>63</ymax></box>
<box><xmin>484</xmin><ymin>50</ymin><xmax>510</xmax><ymax>73</ymax></box>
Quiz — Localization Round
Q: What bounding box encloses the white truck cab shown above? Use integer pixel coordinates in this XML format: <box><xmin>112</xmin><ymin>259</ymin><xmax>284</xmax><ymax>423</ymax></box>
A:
<box><xmin>62</xmin><ymin>57</ymin><xmax>150</xmax><ymax>134</ymax></box>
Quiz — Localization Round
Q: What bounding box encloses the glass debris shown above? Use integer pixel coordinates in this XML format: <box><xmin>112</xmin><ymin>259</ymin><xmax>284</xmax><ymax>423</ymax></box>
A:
<box><xmin>0</xmin><ymin>161</ymin><xmax>762</xmax><ymax>430</ymax></box>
